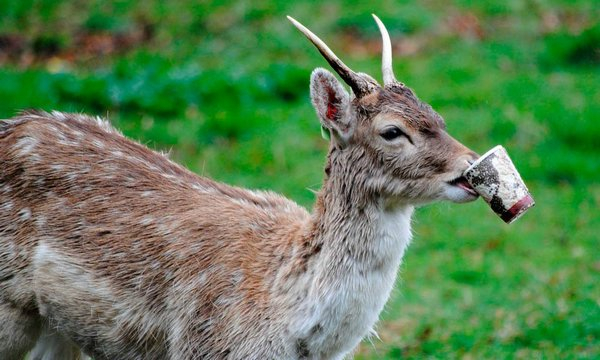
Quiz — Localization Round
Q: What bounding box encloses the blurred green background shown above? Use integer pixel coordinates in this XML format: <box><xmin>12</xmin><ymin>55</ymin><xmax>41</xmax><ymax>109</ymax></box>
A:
<box><xmin>1</xmin><ymin>0</ymin><xmax>598</xmax><ymax>358</ymax></box>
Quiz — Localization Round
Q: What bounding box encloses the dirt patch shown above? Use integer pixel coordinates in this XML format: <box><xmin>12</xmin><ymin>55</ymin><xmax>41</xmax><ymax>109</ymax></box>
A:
<box><xmin>0</xmin><ymin>20</ymin><xmax>154</xmax><ymax>67</ymax></box>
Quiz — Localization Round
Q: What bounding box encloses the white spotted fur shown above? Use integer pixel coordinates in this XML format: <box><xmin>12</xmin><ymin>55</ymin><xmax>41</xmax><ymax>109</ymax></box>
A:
<box><xmin>0</xmin><ymin>16</ymin><xmax>481</xmax><ymax>360</ymax></box>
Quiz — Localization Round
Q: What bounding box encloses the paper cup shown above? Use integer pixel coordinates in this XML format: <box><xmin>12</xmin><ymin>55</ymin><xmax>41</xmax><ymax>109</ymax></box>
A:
<box><xmin>463</xmin><ymin>145</ymin><xmax>535</xmax><ymax>224</ymax></box>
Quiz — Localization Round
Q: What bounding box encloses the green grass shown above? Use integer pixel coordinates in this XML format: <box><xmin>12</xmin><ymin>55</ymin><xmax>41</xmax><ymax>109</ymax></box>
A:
<box><xmin>1</xmin><ymin>0</ymin><xmax>599</xmax><ymax>358</ymax></box>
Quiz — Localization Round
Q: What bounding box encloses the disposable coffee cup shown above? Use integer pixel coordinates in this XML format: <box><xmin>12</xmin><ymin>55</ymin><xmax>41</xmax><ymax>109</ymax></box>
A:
<box><xmin>463</xmin><ymin>145</ymin><xmax>535</xmax><ymax>224</ymax></box>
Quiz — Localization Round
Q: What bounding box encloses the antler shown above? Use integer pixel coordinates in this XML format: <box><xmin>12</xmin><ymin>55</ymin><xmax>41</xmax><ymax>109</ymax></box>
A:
<box><xmin>372</xmin><ymin>14</ymin><xmax>399</xmax><ymax>87</ymax></box>
<box><xmin>287</xmin><ymin>16</ymin><xmax>377</xmax><ymax>98</ymax></box>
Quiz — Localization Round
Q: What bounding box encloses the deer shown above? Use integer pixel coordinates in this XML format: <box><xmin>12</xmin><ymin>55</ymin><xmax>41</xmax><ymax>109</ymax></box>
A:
<box><xmin>0</xmin><ymin>15</ymin><xmax>479</xmax><ymax>360</ymax></box>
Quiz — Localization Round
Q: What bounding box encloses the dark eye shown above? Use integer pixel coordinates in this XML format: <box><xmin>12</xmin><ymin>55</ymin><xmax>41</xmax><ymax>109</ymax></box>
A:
<box><xmin>380</xmin><ymin>126</ymin><xmax>406</xmax><ymax>141</ymax></box>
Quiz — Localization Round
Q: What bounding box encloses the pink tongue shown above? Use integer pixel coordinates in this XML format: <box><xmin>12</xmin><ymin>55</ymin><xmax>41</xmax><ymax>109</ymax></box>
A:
<box><xmin>457</xmin><ymin>178</ymin><xmax>475</xmax><ymax>192</ymax></box>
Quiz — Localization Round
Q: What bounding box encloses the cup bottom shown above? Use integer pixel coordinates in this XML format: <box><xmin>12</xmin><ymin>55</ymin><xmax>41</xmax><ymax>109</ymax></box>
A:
<box><xmin>500</xmin><ymin>194</ymin><xmax>535</xmax><ymax>223</ymax></box>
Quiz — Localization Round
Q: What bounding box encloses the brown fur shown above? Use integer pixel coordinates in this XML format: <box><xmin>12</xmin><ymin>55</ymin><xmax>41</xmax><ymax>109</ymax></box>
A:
<box><xmin>0</xmin><ymin>22</ymin><xmax>478</xmax><ymax>360</ymax></box>
<box><xmin>0</xmin><ymin>111</ymin><xmax>312</xmax><ymax>359</ymax></box>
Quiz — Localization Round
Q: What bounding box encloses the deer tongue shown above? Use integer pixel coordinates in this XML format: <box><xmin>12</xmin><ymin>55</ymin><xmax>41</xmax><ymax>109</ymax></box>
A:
<box><xmin>451</xmin><ymin>176</ymin><xmax>478</xmax><ymax>196</ymax></box>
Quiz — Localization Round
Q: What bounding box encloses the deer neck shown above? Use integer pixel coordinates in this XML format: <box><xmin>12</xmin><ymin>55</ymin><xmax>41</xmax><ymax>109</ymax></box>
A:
<box><xmin>287</xmin><ymin>148</ymin><xmax>414</xmax><ymax>358</ymax></box>
<box><xmin>310</xmin><ymin>147</ymin><xmax>414</xmax><ymax>271</ymax></box>
<box><xmin>311</xmin><ymin>184</ymin><xmax>413</xmax><ymax>277</ymax></box>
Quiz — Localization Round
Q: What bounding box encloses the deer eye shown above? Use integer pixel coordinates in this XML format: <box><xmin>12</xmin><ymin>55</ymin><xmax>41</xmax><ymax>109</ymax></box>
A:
<box><xmin>380</xmin><ymin>126</ymin><xmax>407</xmax><ymax>141</ymax></box>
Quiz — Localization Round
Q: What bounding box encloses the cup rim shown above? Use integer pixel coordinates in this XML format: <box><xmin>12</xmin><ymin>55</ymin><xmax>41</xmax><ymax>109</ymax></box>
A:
<box><xmin>465</xmin><ymin>145</ymin><xmax>505</xmax><ymax>174</ymax></box>
<box><xmin>503</xmin><ymin>193</ymin><xmax>535</xmax><ymax>224</ymax></box>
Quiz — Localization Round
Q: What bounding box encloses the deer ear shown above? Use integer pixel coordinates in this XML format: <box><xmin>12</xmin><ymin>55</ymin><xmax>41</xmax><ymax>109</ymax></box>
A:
<box><xmin>310</xmin><ymin>68</ymin><xmax>353</xmax><ymax>144</ymax></box>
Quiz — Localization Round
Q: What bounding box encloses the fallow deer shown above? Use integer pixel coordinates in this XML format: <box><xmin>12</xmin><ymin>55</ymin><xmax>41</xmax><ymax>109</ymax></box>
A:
<box><xmin>0</xmin><ymin>15</ymin><xmax>479</xmax><ymax>360</ymax></box>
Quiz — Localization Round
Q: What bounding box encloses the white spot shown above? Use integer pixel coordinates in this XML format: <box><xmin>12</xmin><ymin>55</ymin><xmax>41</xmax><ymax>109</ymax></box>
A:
<box><xmin>56</xmin><ymin>133</ymin><xmax>68</xmax><ymax>144</ymax></box>
<box><xmin>15</xmin><ymin>136</ymin><xmax>38</xmax><ymax>156</ymax></box>
<box><xmin>35</xmin><ymin>215</ymin><xmax>47</xmax><ymax>228</ymax></box>
<box><xmin>197</xmin><ymin>272</ymin><xmax>207</xmax><ymax>287</ymax></box>
<box><xmin>214</xmin><ymin>295</ymin><xmax>234</xmax><ymax>306</ymax></box>
<box><xmin>140</xmin><ymin>216</ymin><xmax>154</xmax><ymax>226</ymax></box>
<box><xmin>125</xmin><ymin>155</ymin><xmax>152</xmax><ymax>168</ymax></box>
<box><xmin>33</xmin><ymin>241</ymin><xmax>51</xmax><ymax>264</ymax></box>
<box><xmin>50</xmin><ymin>111</ymin><xmax>67</xmax><ymax>121</ymax></box>
<box><xmin>62</xmin><ymin>139</ymin><xmax>80</xmax><ymax>147</ymax></box>
<box><xmin>1</xmin><ymin>200</ymin><xmax>14</xmax><ymax>211</ymax></box>
<box><xmin>71</xmin><ymin>130</ymin><xmax>85</xmax><ymax>139</ymax></box>
<box><xmin>191</xmin><ymin>183</ymin><xmax>216</xmax><ymax>194</ymax></box>
<box><xmin>94</xmin><ymin>117</ymin><xmax>118</xmax><ymax>134</ymax></box>
<box><xmin>231</xmin><ymin>197</ymin><xmax>252</xmax><ymax>207</ymax></box>
<box><xmin>157</xmin><ymin>223</ymin><xmax>172</xmax><ymax>237</ymax></box>
<box><xmin>161</xmin><ymin>173</ymin><xmax>184</xmax><ymax>186</ymax></box>
<box><xmin>132</xmin><ymin>241</ymin><xmax>142</xmax><ymax>251</ymax></box>
<box><xmin>231</xmin><ymin>270</ymin><xmax>244</xmax><ymax>285</ymax></box>
<box><xmin>92</xmin><ymin>139</ymin><xmax>105</xmax><ymax>149</ymax></box>
<box><xmin>45</xmin><ymin>124</ymin><xmax>59</xmax><ymax>133</ymax></box>
<box><xmin>249</xmin><ymin>190</ymin><xmax>269</xmax><ymax>202</ymax></box>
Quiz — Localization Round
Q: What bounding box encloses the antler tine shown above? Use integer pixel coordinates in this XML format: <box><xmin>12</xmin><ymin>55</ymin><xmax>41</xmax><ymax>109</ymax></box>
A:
<box><xmin>287</xmin><ymin>16</ymin><xmax>374</xmax><ymax>97</ymax></box>
<box><xmin>372</xmin><ymin>14</ymin><xmax>397</xmax><ymax>86</ymax></box>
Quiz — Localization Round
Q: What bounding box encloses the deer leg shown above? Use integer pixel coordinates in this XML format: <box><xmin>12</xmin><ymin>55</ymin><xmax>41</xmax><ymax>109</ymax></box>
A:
<box><xmin>0</xmin><ymin>301</ymin><xmax>41</xmax><ymax>360</ymax></box>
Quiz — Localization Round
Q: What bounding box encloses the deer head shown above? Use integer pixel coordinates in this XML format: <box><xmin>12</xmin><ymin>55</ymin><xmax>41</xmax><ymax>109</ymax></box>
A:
<box><xmin>289</xmin><ymin>15</ymin><xmax>479</xmax><ymax>206</ymax></box>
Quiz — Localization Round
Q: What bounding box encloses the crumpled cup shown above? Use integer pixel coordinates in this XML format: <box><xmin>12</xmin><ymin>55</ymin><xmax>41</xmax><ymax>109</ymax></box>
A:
<box><xmin>463</xmin><ymin>145</ymin><xmax>535</xmax><ymax>224</ymax></box>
